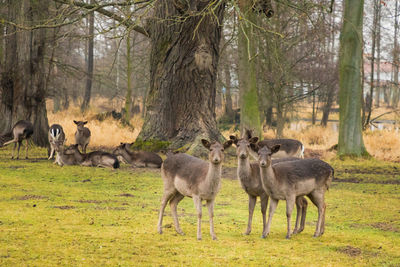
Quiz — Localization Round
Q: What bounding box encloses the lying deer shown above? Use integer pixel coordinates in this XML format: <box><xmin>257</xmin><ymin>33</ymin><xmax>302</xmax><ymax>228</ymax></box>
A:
<box><xmin>113</xmin><ymin>143</ymin><xmax>162</xmax><ymax>168</ymax></box>
<box><xmin>54</xmin><ymin>141</ymin><xmax>80</xmax><ymax>166</ymax></box>
<box><xmin>230</xmin><ymin>135</ymin><xmax>307</xmax><ymax>238</ymax></box>
<box><xmin>48</xmin><ymin>124</ymin><xmax>65</xmax><ymax>160</ymax></box>
<box><xmin>0</xmin><ymin>120</ymin><xmax>34</xmax><ymax>159</ymax></box>
<box><xmin>74</xmin><ymin>120</ymin><xmax>91</xmax><ymax>153</ymax></box>
<box><xmin>245</xmin><ymin>129</ymin><xmax>304</xmax><ymax>159</ymax></box>
<box><xmin>65</xmin><ymin>144</ymin><xmax>119</xmax><ymax>169</ymax></box>
<box><xmin>157</xmin><ymin>139</ymin><xmax>233</xmax><ymax>240</ymax></box>
<box><xmin>253</xmin><ymin>144</ymin><xmax>333</xmax><ymax>239</ymax></box>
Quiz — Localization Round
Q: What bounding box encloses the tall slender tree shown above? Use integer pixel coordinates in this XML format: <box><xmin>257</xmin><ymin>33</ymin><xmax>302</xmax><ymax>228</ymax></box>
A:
<box><xmin>338</xmin><ymin>0</ymin><xmax>367</xmax><ymax>156</ymax></box>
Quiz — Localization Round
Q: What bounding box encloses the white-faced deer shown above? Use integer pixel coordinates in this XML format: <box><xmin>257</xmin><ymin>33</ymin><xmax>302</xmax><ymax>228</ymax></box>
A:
<box><xmin>48</xmin><ymin>124</ymin><xmax>65</xmax><ymax>160</ymax></box>
<box><xmin>245</xmin><ymin>129</ymin><xmax>304</xmax><ymax>159</ymax></box>
<box><xmin>64</xmin><ymin>144</ymin><xmax>119</xmax><ymax>169</ymax></box>
<box><xmin>230</xmin><ymin>135</ymin><xmax>308</xmax><ymax>238</ymax></box>
<box><xmin>0</xmin><ymin>120</ymin><xmax>34</xmax><ymax>159</ymax></box>
<box><xmin>113</xmin><ymin>143</ymin><xmax>162</xmax><ymax>168</ymax></box>
<box><xmin>157</xmin><ymin>139</ymin><xmax>233</xmax><ymax>240</ymax></box>
<box><xmin>73</xmin><ymin>120</ymin><xmax>91</xmax><ymax>153</ymax></box>
<box><xmin>252</xmin><ymin>144</ymin><xmax>333</xmax><ymax>239</ymax></box>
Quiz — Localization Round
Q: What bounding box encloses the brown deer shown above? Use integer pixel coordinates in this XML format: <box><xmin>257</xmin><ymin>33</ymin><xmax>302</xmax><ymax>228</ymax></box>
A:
<box><xmin>73</xmin><ymin>120</ymin><xmax>91</xmax><ymax>153</ymax></box>
<box><xmin>48</xmin><ymin>124</ymin><xmax>65</xmax><ymax>160</ymax></box>
<box><xmin>252</xmin><ymin>144</ymin><xmax>333</xmax><ymax>239</ymax></box>
<box><xmin>230</xmin><ymin>135</ymin><xmax>307</xmax><ymax>238</ymax></box>
<box><xmin>245</xmin><ymin>129</ymin><xmax>304</xmax><ymax>159</ymax></box>
<box><xmin>64</xmin><ymin>144</ymin><xmax>119</xmax><ymax>169</ymax></box>
<box><xmin>0</xmin><ymin>120</ymin><xmax>34</xmax><ymax>159</ymax></box>
<box><xmin>157</xmin><ymin>139</ymin><xmax>233</xmax><ymax>240</ymax></box>
<box><xmin>113</xmin><ymin>143</ymin><xmax>162</xmax><ymax>168</ymax></box>
<box><xmin>54</xmin><ymin>141</ymin><xmax>80</xmax><ymax>166</ymax></box>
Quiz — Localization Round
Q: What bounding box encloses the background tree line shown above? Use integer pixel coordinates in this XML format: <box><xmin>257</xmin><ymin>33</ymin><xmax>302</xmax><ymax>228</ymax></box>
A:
<box><xmin>0</xmin><ymin>0</ymin><xmax>399</xmax><ymax>156</ymax></box>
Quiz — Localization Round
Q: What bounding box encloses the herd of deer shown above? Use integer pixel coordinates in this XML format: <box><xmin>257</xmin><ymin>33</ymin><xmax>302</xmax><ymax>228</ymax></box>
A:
<box><xmin>0</xmin><ymin>120</ymin><xmax>334</xmax><ymax>240</ymax></box>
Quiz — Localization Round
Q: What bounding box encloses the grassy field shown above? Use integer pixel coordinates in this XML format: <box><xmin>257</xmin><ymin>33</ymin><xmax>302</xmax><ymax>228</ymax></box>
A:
<box><xmin>0</xmin><ymin>146</ymin><xmax>399</xmax><ymax>266</ymax></box>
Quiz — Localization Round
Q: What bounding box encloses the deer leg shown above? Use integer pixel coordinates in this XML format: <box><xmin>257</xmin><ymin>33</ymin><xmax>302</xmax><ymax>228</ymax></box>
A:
<box><xmin>11</xmin><ymin>142</ymin><xmax>17</xmax><ymax>159</ymax></box>
<box><xmin>49</xmin><ymin>145</ymin><xmax>55</xmax><ymax>160</ymax></box>
<box><xmin>320</xmin><ymin>203</ymin><xmax>326</xmax><ymax>235</ymax></box>
<box><xmin>308</xmin><ymin>191</ymin><xmax>325</xmax><ymax>237</ymax></box>
<box><xmin>193</xmin><ymin>195</ymin><xmax>202</xmax><ymax>240</ymax></box>
<box><xmin>260</xmin><ymin>194</ymin><xmax>269</xmax><ymax>238</ymax></box>
<box><xmin>245</xmin><ymin>195</ymin><xmax>257</xmax><ymax>235</ymax></box>
<box><xmin>265</xmin><ymin>198</ymin><xmax>279</xmax><ymax>237</ymax></box>
<box><xmin>206</xmin><ymin>199</ymin><xmax>217</xmax><ymax>240</ymax></box>
<box><xmin>293</xmin><ymin>197</ymin><xmax>302</xmax><ymax>234</ymax></box>
<box><xmin>16</xmin><ymin>141</ymin><xmax>22</xmax><ymax>159</ymax></box>
<box><xmin>294</xmin><ymin>197</ymin><xmax>307</xmax><ymax>234</ymax></box>
<box><xmin>25</xmin><ymin>139</ymin><xmax>29</xmax><ymax>159</ymax></box>
<box><xmin>157</xmin><ymin>189</ymin><xmax>176</xmax><ymax>234</ymax></box>
<box><xmin>169</xmin><ymin>193</ymin><xmax>185</xmax><ymax>235</ymax></box>
<box><xmin>285</xmin><ymin>196</ymin><xmax>295</xmax><ymax>239</ymax></box>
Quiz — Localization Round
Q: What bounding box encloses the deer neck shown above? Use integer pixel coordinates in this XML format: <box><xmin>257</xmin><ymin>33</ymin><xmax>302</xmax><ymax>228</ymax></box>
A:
<box><xmin>238</xmin><ymin>156</ymin><xmax>252</xmax><ymax>182</ymax></box>
<box><xmin>121</xmin><ymin>148</ymin><xmax>135</xmax><ymax>162</ymax></box>
<box><xmin>205</xmin><ymin>162</ymin><xmax>222</xmax><ymax>190</ymax></box>
<box><xmin>259</xmin><ymin>164</ymin><xmax>278</xmax><ymax>193</ymax></box>
<box><xmin>74</xmin><ymin>149</ymin><xmax>85</xmax><ymax>162</ymax></box>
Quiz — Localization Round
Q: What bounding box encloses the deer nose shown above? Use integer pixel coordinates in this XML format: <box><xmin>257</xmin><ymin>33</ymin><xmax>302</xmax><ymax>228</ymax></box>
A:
<box><xmin>212</xmin><ymin>157</ymin><xmax>221</xmax><ymax>164</ymax></box>
<box><xmin>260</xmin><ymin>161</ymin><xmax>267</xmax><ymax>167</ymax></box>
<box><xmin>239</xmin><ymin>153</ymin><xmax>247</xmax><ymax>159</ymax></box>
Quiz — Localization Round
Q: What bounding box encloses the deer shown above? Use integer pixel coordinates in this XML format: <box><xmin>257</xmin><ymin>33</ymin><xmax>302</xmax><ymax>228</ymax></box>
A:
<box><xmin>245</xmin><ymin>129</ymin><xmax>304</xmax><ymax>159</ymax></box>
<box><xmin>73</xmin><ymin>120</ymin><xmax>91</xmax><ymax>153</ymax></box>
<box><xmin>113</xmin><ymin>142</ymin><xmax>162</xmax><ymax>168</ymax></box>
<box><xmin>48</xmin><ymin>124</ymin><xmax>65</xmax><ymax>160</ymax></box>
<box><xmin>252</xmin><ymin>143</ymin><xmax>333</xmax><ymax>239</ymax></box>
<box><xmin>0</xmin><ymin>120</ymin><xmax>34</xmax><ymax>159</ymax></box>
<box><xmin>157</xmin><ymin>139</ymin><xmax>233</xmax><ymax>240</ymax></box>
<box><xmin>230</xmin><ymin>135</ymin><xmax>308</xmax><ymax>238</ymax></box>
<box><xmin>53</xmin><ymin>141</ymin><xmax>80</xmax><ymax>166</ymax></box>
<box><xmin>64</xmin><ymin>144</ymin><xmax>120</xmax><ymax>169</ymax></box>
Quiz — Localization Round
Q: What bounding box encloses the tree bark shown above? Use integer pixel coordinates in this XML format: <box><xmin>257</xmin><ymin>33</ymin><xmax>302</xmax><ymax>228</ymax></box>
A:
<box><xmin>338</xmin><ymin>0</ymin><xmax>367</xmax><ymax>156</ymax></box>
<box><xmin>138</xmin><ymin>1</ymin><xmax>225</xmax><ymax>150</ymax></box>
<box><xmin>393</xmin><ymin>0</ymin><xmax>400</xmax><ymax>107</ymax></box>
<box><xmin>238</xmin><ymin>0</ymin><xmax>262</xmax><ymax>138</ymax></box>
<box><xmin>0</xmin><ymin>0</ymin><xmax>49</xmax><ymax>146</ymax></box>
<box><xmin>81</xmin><ymin>0</ymin><xmax>94</xmax><ymax>112</ymax></box>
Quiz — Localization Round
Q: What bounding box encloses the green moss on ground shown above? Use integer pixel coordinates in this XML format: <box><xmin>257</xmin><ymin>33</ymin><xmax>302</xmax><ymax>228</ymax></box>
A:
<box><xmin>131</xmin><ymin>139</ymin><xmax>170</xmax><ymax>152</ymax></box>
<box><xmin>0</xmin><ymin>146</ymin><xmax>399</xmax><ymax>266</ymax></box>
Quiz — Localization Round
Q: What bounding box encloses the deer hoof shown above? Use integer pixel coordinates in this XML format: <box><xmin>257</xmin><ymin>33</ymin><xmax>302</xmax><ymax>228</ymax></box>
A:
<box><xmin>212</xmin><ymin>236</ymin><xmax>217</xmax><ymax>240</ymax></box>
<box><xmin>197</xmin><ymin>236</ymin><xmax>202</xmax><ymax>241</ymax></box>
<box><xmin>285</xmin><ymin>234</ymin><xmax>291</xmax><ymax>239</ymax></box>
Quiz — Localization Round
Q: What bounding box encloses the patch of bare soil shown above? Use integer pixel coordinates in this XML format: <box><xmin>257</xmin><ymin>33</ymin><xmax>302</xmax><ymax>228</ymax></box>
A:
<box><xmin>333</xmin><ymin>177</ymin><xmax>400</xmax><ymax>185</ymax></box>
<box><xmin>53</xmin><ymin>205</ymin><xmax>75</xmax><ymax>209</ymax></box>
<box><xmin>118</xmin><ymin>193</ymin><xmax>135</xmax><ymax>197</ymax></box>
<box><xmin>14</xmin><ymin>195</ymin><xmax>48</xmax><ymax>200</ymax></box>
<box><xmin>370</xmin><ymin>222</ymin><xmax>399</xmax><ymax>232</ymax></box>
<box><xmin>338</xmin><ymin>246</ymin><xmax>362</xmax><ymax>257</ymax></box>
<box><xmin>8</xmin><ymin>165</ymin><xmax>25</xmax><ymax>169</ymax></box>
<box><xmin>75</xmin><ymin>199</ymin><xmax>106</xmax><ymax>204</ymax></box>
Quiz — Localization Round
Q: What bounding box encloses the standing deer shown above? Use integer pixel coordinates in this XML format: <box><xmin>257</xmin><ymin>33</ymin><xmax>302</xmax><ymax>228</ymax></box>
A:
<box><xmin>245</xmin><ymin>129</ymin><xmax>304</xmax><ymax>159</ymax></box>
<box><xmin>65</xmin><ymin>144</ymin><xmax>119</xmax><ymax>169</ymax></box>
<box><xmin>73</xmin><ymin>120</ymin><xmax>91</xmax><ymax>153</ymax></box>
<box><xmin>113</xmin><ymin>143</ymin><xmax>162</xmax><ymax>168</ymax></box>
<box><xmin>157</xmin><ymin>139</ymin><xmax>233</xmax><ymax>240</ymax></box>
<box><xmin>0</xmin><ymin>120</ymin><xmax>34</xmax><ymax>159</ymax></box>
<box><xmin>252</xmin><ymin>144</ymin><xmax>333</xmax><ymax>239</ymax></box>
<box><xmin>230</xmin><ymin>135</ymin><xmax>308</xmax><ymax>238</ymax></box>
<box><xmin>48</xmin><ymin>124</ymin><xmax>65</xmax><ymax>160</ymax></box>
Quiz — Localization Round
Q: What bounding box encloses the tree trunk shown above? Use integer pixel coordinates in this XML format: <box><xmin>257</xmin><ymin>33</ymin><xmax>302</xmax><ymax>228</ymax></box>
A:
<box><xmin>374</xmin><ymin>0</ymin><xmax>382</xmax><ymax>107</ymax></box>
<box><xmin>0</xmin><ymin>0</ymin><xmax>49</xmax><ymax>146</ymax></box>
<box><xmin>124</xmin><ymin>30</ymin><xmax>133</xmax><ymax>122</ymax></box>
<box><xmin>223</xmin><ymin>62</ymin><xmax>234</xmax><ymax>118</ymax></box>
<box><xmin>138</xmin><ymin>1</ymin><xmax>225</xmax><ymax>150</ymax></box>
<box><xmin>338</xmin><ymin>0</ymin><xmax>367</xmax><ymax>156</ymax></box>
<box><xmin>238</xmin><ymin>0</ymin><xmax>262</xmax><ymax>138</ymax></box>
<box><xmin>81</xmin><ymin>0</ymin><xmax>94</xmax><ymax>112</ymax></box>
<box><xmin>393</xmin><ymin>0</ymin><xmax>400</xmax><ymax>107</ymax></box>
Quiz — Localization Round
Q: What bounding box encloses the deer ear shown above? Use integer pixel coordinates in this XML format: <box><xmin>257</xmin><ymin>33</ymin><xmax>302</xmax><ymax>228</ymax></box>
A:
<box><xmin>229</xmin><ymin>135</ymin><xmax>238</xmax><ymax>145</ymax></box>
<box><xmin>271</xmin><ymin>144</ymin><xmax>281</xmax><ymax>154</ymax></box>
<box><xmin>245</xmin><ymin>129</ymin><xmax>253</xmax><ymax>140</ymax></box>
<box><xmin>201</xmin><ymin>139</ymin><xmax>211</xmax><ymax>150</ymax></box>
<box><xmin>250</xmin><ymin>143</ymin><xmax>259</xmax><ymax>152</ymax></box>
<box><xmin>249</xmin><ymin>137</ymin><xmax>258</xmax><ymax>144</ymax></box>
<box><xmin>83</xmin><ymin>121</ymin><xmax>88</xmax><ymax>125</ymax></box>
<box><xmin>223</xmin><ymin>140</ymin><xmax>233</xmax><ymax>149</ymax></box>
<box><xmin>73</xmin><ymin>120</ymin><xmax>78</xmax><ymax>124</ymax></box>
<box><xmin>120</xmin><ymin>142</ymin><xmax>123</xmax><ymax>145</ymax></box>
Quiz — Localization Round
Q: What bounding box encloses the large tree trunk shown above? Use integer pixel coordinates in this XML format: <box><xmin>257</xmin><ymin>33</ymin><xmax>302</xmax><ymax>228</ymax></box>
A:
<box><xmin>138</xmin><ymin>1</ymin><xmax>225</xmax><ymax>150</ymax></box>
<box><xmin>338</xmin><ymin>0</ymin><xmax>367</xmax><ymax>156</ymax></box>
<box><xmin>0</xmin><ymin>0</ymin><xmax>49</xmax><ymax>146</ymax></box>
<box><xmin>81</xmin><ymin>0</ymin><xmax>94</xmax><ymax>112</ymax></box>
<box><xmin>238</xmin><ymin>0</ymin><xmax>262</xmax><ymax>137</ymax></box>
<box><xmin>393</xmin><ymin>0</ymin><xmax>400</xmax><ymax>107</ymax></box>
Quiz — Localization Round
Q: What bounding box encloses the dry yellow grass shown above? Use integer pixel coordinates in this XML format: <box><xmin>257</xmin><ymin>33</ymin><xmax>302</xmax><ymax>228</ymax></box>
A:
<box><xmin>47</xmin><ymin>98</ymin><xmax>142</xmax><ymax>148</ymax></box>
